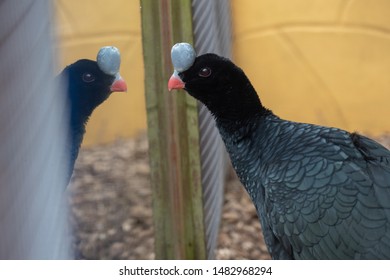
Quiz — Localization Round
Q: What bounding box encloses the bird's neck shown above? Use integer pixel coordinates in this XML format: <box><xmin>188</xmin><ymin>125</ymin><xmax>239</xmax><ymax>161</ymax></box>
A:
<box><xmin>70</xmin><ymin>103</ymin><xmax>93</xmax><ymax>130</ymax></box>
<box><xmin>212</xmin><ymin>75</ymin><xmax>274</xmax><ymax>136</ymax></box>
<box><xmin>215</xmin><ymin>112</ymin><xmax>278</xmax><ymax>201</ymax></box>
<box><xmin>209</xmin><ymin>80</ymin><xmax>269</xmax><ymax>121</ymax></box>
<box><xmin>69</xmin><ymin>107</ymin><xmax>90</xmax><ymax>158</ymax></box>
<box><xmin>215</xmin><ymin>106</ymin><xmax>273</xmax><ymax>135</ymax></box>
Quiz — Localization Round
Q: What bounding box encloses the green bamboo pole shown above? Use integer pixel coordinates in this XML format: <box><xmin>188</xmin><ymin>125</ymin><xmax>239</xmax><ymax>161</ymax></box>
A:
<box><xmin>140</xmin><ymin>0</ymin><xmax>206</xmax><ymax>259</ymax></box>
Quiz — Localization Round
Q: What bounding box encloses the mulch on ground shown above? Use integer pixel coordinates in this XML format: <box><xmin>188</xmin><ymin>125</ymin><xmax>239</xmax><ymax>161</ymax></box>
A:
<box><xmin>69</xmin><ymin>132</ymin><xmax>390</xmax><ymax>259</ymax></box>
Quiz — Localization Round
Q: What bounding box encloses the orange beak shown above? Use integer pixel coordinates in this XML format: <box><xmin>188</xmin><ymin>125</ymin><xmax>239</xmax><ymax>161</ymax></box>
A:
<box><xmin>168</xmin><ymin>72</ymin><xmax>185</xmax><ymax>91</ymax></box>
<box><xmin>110</xmin><ymin>75</ymin><xmax>127</xmax><ymax>92</ymax></box>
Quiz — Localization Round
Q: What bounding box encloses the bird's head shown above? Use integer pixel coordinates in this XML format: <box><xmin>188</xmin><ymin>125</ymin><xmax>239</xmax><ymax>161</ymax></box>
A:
<box><xmin>96</xmin><ymin>46</ymin><xmax>127</xmax><ymax>93</ymax></box>
<box><xmin>63</xmin><ymin>46</ymin><xmax>127</xmax><ymax>120</ymax></box>
<box><xmin>168</xmin><ymin>43</ymin><xmax>263</xmax><ymax>121</ymax></box>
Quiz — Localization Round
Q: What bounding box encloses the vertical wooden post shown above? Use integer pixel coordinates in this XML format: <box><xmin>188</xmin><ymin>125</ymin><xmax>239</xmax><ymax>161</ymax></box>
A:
<box><xmin>141</xmin><ymin>0</ymin><xmax>206</xmax><ymax>259</ymax></box>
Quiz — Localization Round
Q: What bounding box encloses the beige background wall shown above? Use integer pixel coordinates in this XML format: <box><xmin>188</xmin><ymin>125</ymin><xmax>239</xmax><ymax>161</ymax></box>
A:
<box><xmin>231</xmin><ymin>0</ymin><xmax>390</xmax><ymax>135</ymax></box>
<box><xmin>55</xmin><ymin>0</ymin><xmax>390</xmax><ymax>146</ymax></box>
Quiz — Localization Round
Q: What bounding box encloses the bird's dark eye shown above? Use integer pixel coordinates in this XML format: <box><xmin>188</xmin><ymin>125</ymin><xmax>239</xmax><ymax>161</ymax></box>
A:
<box><xmin>82</xmin><ymin>73</ymin><xmax>95</xmax><ymax>83</ymax></box>
<box><xmin>198</xmin><ymin>67</ymin><xmax>211</xmax><ymax>78</ymax></box>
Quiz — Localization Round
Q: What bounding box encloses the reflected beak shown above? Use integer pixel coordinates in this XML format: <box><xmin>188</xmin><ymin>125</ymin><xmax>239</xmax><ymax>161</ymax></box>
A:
<box><xmin>168</xmin><ymin>71</ymin><xmax>185</xmax><ymax>91</ymax></box>
<box><xmin>110</xmin><ymin>74</ymin><xmax>127</xmax><ymax>92</ymax></box>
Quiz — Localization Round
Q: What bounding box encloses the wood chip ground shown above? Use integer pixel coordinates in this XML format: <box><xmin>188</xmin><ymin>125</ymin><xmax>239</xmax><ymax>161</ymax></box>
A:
<box><xmin>69</xmin><ymin>132</ymin><xmax>390</xmax><ymax>259</ymax></box>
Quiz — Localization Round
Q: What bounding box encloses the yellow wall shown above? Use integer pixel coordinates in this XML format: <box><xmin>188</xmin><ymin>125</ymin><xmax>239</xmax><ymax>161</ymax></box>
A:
<box><xmin>231</xmin><ymin>0</ymin><xmax>390</xmax><ymax>136</ymax></box>
<box><xmin>55</xmin><ymin>0</ymin><xmax>390</xmax><ymax>146</ymax></box>
<box><xmin>55</xmin><ymin>0</ymin><xmax>145</xmax><ymax>146</ymax></box>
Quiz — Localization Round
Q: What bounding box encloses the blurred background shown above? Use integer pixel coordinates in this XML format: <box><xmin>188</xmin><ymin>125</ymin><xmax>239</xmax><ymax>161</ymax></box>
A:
<box><xmin>1</xmin><ymin>0</ymin><xmax>389</xmax><ymax>260</ymax></box>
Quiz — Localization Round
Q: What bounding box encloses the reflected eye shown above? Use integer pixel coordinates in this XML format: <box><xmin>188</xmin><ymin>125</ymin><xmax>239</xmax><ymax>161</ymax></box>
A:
<box><xmin>198</xmin><ymin>67</ymin><xmax>211</xmax><ymax>77</ymax></box>
<box><xmin>82</xmin><ymin>73</ymin><xmax>95</xmax><ymax>83</ymax></box>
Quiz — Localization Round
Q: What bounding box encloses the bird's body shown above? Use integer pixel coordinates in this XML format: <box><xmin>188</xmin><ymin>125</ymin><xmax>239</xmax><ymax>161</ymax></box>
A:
<box><xmin>59</xmin><ymin>48</ymin><xmax>127</xmax><ymax>183</ymax></box>
<box><xmin>218</xmin><ymin>112</ymin><xmax>390</xmax><ymax>259</ymax></box>
<box><xmin>168</xmin><ymin>44</ymin><xmax>390</xmax><ymax>259</ymax></box>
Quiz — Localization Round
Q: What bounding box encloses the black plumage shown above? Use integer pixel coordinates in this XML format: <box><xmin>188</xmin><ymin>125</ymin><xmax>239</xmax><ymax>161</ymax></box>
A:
<box><xmin>59</xmin><ymin>59</ymin><xmax>126</xmax><ymax>183</ymax></box>
<box><xmin>169</xmin><ymin>53</ymin><xmax>390</xmax><ymax>259</ymax></box>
